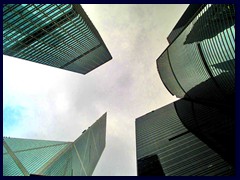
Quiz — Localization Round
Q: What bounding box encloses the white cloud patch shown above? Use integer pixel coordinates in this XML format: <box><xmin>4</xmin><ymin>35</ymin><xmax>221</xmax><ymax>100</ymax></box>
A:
<box><xmin>3</xmin><ymin>4</ymin><xmax>188</xmax><ymax>175</ymax></box>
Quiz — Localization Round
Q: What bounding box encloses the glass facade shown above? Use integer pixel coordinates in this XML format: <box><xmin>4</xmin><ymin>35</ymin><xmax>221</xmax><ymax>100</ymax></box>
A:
<box><xmin>157</xmin><ymin>4</ymin><xmax>235</xmax><ymax>103</ymax></box>
<box><xmin>40</xmin><ymin>145</ymin><xmax>73</xmax><ymax>176</ymax></box>
<box><xmin>3</xmin><ymin>138</ymin><xmax>70</xmax><ymax>176</ymax></box>
<box><xmin>71</xmin><ymin>113</ymin><xmax>106</xmax><ymax>176</ymax></box>
<box><xmin>167</xmin><ymin>4</ymin><xmax>203</xmax><ymax>43</ymax></box>
<box><xmin>3</xmin><ymin>152</ymin><xmax>24</xmax><ymax>176</ymax></box>
<box><xmin>3</xmin><ymin>4</ymin><xmax>112</xmax><ymax>74</ymax></box>
<box><xmin>139</xmin><ymin>4</ymin><xmax>235</xmax><ymax>176</ymax></box>
<box><xmin>174</xmin><ymin>99</ymin><xmax>235</xmax><ymax>167</ymax></box>
<box><xmin>135</xmin><ymin>101</ymin><xmax>234</xmax><ymax>176</ymax></box>
<box><xmin>3</xmin><ymin>113</ymin><xmax>107</xmax><ymax>176</ymax></box>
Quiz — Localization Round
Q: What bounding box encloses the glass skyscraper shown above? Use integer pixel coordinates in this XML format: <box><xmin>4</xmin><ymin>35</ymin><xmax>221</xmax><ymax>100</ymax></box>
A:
<box><xmin>3</xmin><ymin>4</ymin><xmax>112</xmax><ymax>74</ymax></box>
<box><xmin>136</xmin><ymin>4</ymin><xmax>235</xmax><ymax>176</ymax></box>
<box><xmin>157</xmin><ymin>4</ymin><xmax>235</xmax><ymax>104</ymax></box>
<box><xmin>3</xmin><ymin>113</ymin><xmax>107</xmax><ymax>176</ymax></box>
<box><xmin>136</xmin><ymin>100</ymin><xmax>234</xmax><ymax>176</ymax></box>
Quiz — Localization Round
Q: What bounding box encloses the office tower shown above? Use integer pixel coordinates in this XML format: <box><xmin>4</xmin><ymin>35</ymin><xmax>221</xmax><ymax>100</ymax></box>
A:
<box><xmin>3</xmin><ymin>4</ymin><xmax>112</xmax><ymax>74</ymax></box>
<box><xmin>167</xmin><ymin>4</ymin><xmax>203</xmax><ymax>44</ymax></box>
<box><xmin>157</xmin><ymin>4</ymin><xmax>235</xmax><ymax>104</ymax></box>
<box><xmin>136</xmin><ymin>100</ymin><xmax>234</xmax><ymax>176</ymax></box>
<box><xmin>3</xmin><ymin>113</ymin><xmax>107</xmax><ymax>176</ymax></box>
<box><xmin>136</xmin><ymin>4</ymin><xmax>235</xmax><ymax>176</ymax></box>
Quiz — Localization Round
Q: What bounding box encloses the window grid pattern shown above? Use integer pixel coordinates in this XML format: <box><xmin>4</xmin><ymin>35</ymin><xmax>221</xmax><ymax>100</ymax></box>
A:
<box><xmin>136</xmin><ymin>102</ymin><xmax>234</xmax><ymax>176</ymax></box>
<box><xmin>157</xmin><ymin>51</ymin><xmax>186</xmax><ymax>97</ymax></box>
<box><xmin>14</xmin><ymin>144</ymin><xmax>68</xmax><ymax>174</ymax></box>
<box><xmin>157</xmin><ymin>4</ymin><xmax>235</xmax><ymax>102</ymax></box>
<box><xmin>174</xmin><ymin>99</ymin><xmax>235</xmax><ymax>166</ymax></box>
<box><xmin>3</xmin><ymin>137</ymin><xmax>69</xmax><ymax>152</ymax></box>
<box><xmin>3</xmin><ymin>146</ymin><xmax>7</xmax><ymax>154</ymax></box>
<box><xmin>3</xmin><ymin>154</ymin><xmax>24</xmax><ymax>176</ymax></box>
<box><xmin>72</xmin><ymin>145</ymin><xmax>86</xmax><ymax>176</ymax></box>
<box><xmin>198</xmin><ymin>4</ymin><xmax>235</xmax><ymax>95</ymax></box>
<box><xmin>41</xmin><ymin>147</ymin><xmax>73</xmax><ymax>176</ymax></box>
<box><xmin>72</xmin><ymin>113</ymin><xmax>106</xmax><ymax>175</ymax></box>
<box><xmin>3</xmin><ymin>113</ymin><xmax>106</xmax><ymax>176</ymax></box>
<box><xmin>64</xmin><ymin>45</ymin><xmax>112</xmax><ymax>74</ymax></box>
<box><xmin>168</xmin><ymin>18</ymin><xmax>223</xmax><ymax>101</ymax></box>
<box><xmin>136</xmin><ymin>103</ymin><xmax>188</xmax><ymax>155</ymax></box>
<box><xmin>3</xmin><ymin>4</ymin><xmax>112</xmax><ymax>74</ymax></box>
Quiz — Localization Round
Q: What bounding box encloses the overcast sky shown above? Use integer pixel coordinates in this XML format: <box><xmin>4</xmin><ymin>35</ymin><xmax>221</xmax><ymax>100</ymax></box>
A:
<box><xmin>3</xmin><ymin>4</ymin><xmax>188</xmax><ymax>176</ymax></box>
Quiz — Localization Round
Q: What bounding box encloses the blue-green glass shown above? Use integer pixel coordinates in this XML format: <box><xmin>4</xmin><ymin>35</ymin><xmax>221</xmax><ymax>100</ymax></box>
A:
<box><xmin>3</xmin><ymin>154</ymin><xmax>24</xmax><ymax>176</ymax></box>
<box><xmin>3</xmin><ymin>4</ymin><xmax>112</xmax><ymax>74</ymax></box>
<box><xmin>157</xmin><ymin>4</ymin><xmax>235</xmax><ymax>101</ymax></box>
<box><xmin>3</xmin><ymin>113</ymin><xmax>106</xmax><ymax>176</ymax></box>
<box><xmin>4</xmin><ymin>137</ymin><xmax>69</xmax><ymax>152</ymax></box>
<box><xmin>15</xmin><ymin>144</ymin><xmax>68</xmax><ymax>174</ymax></box>
<box><xmin>199</xmin><ymin>4</ymin><xmax>235</xmax><ymax>95</ymax></box>
<box><xmin>41</xmin><ymin>146</ymin><xmax>73</xmax><ymax>176</ymax></box>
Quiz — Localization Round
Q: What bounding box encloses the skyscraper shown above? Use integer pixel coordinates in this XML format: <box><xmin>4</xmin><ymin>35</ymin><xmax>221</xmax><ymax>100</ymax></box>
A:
<box><xmin>136</xmin><ymin>4</ymin><xmax>235</xmax><ymax>176</ymax></box>
<box><xmin>136</xmin><ymin>100</ymin><xmax>234</xmax><ymax>176</ymax></box>
<box><xmin>3</xmin><ymin>113</ymin><xmax>107</xmax><ymax>176</ymax></box>
<box><xmin>3</xmin><ymin>4</ymin><xmax>112</xmax><ymax>74</ymax></box>
<box><xmin>157</xmin><ymin>4</ymin><xmax>235</xmax><ymax>104</ymax></box>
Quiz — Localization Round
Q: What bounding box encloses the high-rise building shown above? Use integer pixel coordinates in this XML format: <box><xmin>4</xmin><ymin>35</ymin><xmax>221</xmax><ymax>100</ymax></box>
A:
<box><xmin>3</xmin><ymin>113</ymin><xmax>107</xmax><ymax>176</ymax></box>
<box><xmin>136</xmin><ymin>99</ymin><xmax>235</xmax><ymax>176</ymax></box>
<box><xmin>157</xmin><ymin>4</ymin><xmax>235</xmax><ymax>104</ymax></box>
<box><xmin>136</xmin><ymin>4</ymin><xmax>235</xmax><ymax>176</ymax></box>
<box><xmin>3</xmin><ymin>4</ymin><xmax>112</xmax><ymax>74</ymax></box>
<box><xmin>167</xmin><ymin>4</ymin><xmax>203</xmax><ymax>44</ymax></box>
<box><xmin>136</xmin><ymin>99</ymin><xmax>234</xmax><ymax>176</ymax></box>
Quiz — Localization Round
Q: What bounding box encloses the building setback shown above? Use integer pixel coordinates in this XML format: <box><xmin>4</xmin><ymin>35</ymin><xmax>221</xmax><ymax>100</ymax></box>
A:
<box><xmin>136</xmin><ymin>4</ymin><xmax>235</xmax><ymax>176</ymax></box>
<box><xmin>3</xmin><ymin>4</ymin><xmax>112</xmax><ymax>74</ymax></box>
<box><xmin>3</xmin><ymin>113</ymin><xmax>107</xmax><ymax>176</ymax></box>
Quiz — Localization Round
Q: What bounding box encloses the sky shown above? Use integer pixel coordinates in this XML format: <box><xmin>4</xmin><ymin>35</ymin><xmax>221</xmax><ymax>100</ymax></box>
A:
<box><xmin>3</xmin><ymin>4</ymin><xmax>188</xmax><ymax>176</ymax></box>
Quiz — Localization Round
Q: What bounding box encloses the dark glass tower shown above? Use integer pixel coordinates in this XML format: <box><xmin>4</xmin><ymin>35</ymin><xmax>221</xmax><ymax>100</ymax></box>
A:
<box><xmin>3</xmin><ymin>4</ymin><xmax>112</xmax><ymax>74</ymax></box>
<box><xmin>3</xmin><ymin>113</ymin><xmax>107</xmax><ymax>176</ymax></box>
<box><xmin>136</xmin><ymin>4</ymin><xmax>235</xmax><ymax>176</ymax></box>
<box><xmin>157</xmin><ymin>4</ymin><xmax>235</xmax><ymax>104</ymax></box>
<box><xmin>136</xmin><ymin>101</ymin><xmax>234</xmax><ymax>176</ymax></box>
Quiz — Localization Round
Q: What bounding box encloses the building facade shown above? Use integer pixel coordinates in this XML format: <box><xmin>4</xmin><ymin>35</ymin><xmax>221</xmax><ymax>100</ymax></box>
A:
<box><xmin>136</xmin><ymin>100</ymin><xmax>234</xmax><ymax>176</ymax></box>
<box><xmin>157</xmin><ymin>4</ymin><xmax>235</xmax><ymax>104</ymax></box>
<box><xmin>136</xmin><ymin>4</ymin><xmax>235</xmax><ymax>176</ymax></box>
<box><xmin>3</xmin><ymin>113</ymin><xmax>107</xmax><ymax>176</ymax></box>
<box><xmin>3</xmin><ymin>4</ymin><xmax>112</xmax><ymax>74</ymax></box>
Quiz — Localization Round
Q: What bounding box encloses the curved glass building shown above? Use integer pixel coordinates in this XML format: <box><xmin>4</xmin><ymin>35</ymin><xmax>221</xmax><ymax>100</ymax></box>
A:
<box><xmin>157</xmin><ymin>4</ymin><xmax>235</xmax><ymax>104</ymax></box>
<box><xmin>136</xmin><ymin>4</ymin><xmax>235</xmax><ymax>176</ymax></box>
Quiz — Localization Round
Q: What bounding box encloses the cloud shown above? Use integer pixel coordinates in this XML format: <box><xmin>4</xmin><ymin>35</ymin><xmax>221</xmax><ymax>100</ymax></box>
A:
<box><xmin>93</xmin><ymin>130</ymin><xmax>137</xmax><ymax>176</ymax></box>
<box><xmin>3</xmin><ymin>4</ymin><xmax>188</xmax><ymax>175</ymax></box>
